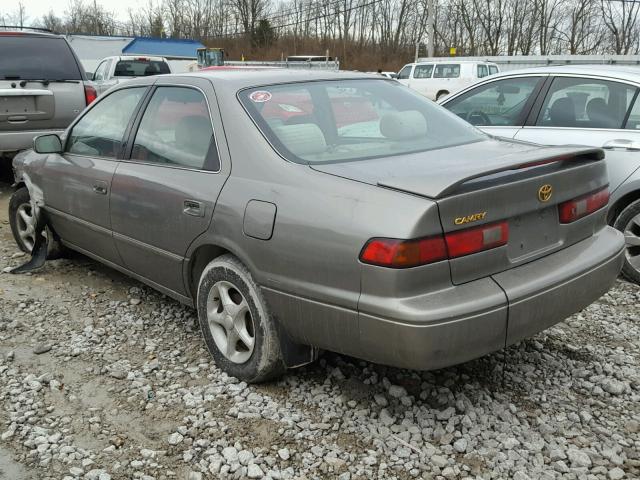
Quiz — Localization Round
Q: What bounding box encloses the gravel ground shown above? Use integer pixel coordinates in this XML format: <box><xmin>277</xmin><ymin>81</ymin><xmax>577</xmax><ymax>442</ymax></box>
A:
<box><xmin>0</xmin><ymin>180</ymin><xmax>639</xmax><ymax>480</ymax></box>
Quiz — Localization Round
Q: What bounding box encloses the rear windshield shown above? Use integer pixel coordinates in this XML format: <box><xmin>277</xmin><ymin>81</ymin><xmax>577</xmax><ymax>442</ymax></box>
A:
<box><xmin>114</xmin><ymin>60</ymin><xmax>170</xmax><ymax>77</ymax></box>
<box><xmin>239</xmin><ymin>79</ymin><xmax>484</xmax><ymax>164</ymax></box>
<box><xmin>0</xmin><ymin>35</ymin><xmax>82</xmax><ymax>80</ymax></box>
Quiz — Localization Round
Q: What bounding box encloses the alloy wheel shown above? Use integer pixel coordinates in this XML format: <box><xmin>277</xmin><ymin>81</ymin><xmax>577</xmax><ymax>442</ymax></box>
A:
<box><xmin>624</xmin><ymin>212</ymin><xmax>640</xmax><ymax>273</ymax></box>
<box><xmin>206</xmin><ymin>280</ymin><xmax>256</xmax><ymax>364</ymax></box>
<box><xmin>16</xmin><ymin>202</ymin><xmax>37</xmax><ymax>252</ymax></box>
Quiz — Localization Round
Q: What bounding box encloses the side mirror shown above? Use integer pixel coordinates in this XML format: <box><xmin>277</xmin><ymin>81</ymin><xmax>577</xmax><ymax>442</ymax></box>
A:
<box><xmin>34</xmin><ymin>134</ymin><xmax>63</xmax><ymax>154</ymax></box>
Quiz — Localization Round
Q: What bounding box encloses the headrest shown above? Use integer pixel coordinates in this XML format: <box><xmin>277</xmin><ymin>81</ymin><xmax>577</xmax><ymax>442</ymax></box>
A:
<box><xmin>380</xmin><ymin>110</ymin><xmax>427</xmax><ymax>140</ymax></box>
<box><xmin>273</xmin><ymin>123</ymin><xmax>326</xmax><ymax>156</ymax></box>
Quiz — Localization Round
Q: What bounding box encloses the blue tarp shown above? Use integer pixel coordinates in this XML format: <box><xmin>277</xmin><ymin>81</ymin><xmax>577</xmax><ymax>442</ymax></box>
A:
<box><xmin>122</xmin><ymin>37</ymin><xmax>205</xmax><ymax>59</ymax></box>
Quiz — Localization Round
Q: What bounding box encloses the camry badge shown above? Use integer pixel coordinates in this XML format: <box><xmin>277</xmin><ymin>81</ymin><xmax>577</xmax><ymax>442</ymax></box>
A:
<box><xmin>538</xmin><ymin>184</ymin><xmax>553</xmax><ymax>202</ymax></box>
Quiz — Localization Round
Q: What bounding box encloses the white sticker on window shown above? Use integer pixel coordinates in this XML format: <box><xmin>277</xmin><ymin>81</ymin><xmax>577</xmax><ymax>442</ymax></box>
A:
<box><xmin>250</xmin><ymin>91</ymin><xmax>272</xmax><ymax>103</ymax></box>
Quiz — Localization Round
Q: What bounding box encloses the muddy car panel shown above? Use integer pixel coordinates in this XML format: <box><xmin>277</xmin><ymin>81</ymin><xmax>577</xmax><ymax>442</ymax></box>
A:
<box><xmin>12</xmin><ymin>70</ymin><xmax>625</xmax><ymax>371</ymax></box>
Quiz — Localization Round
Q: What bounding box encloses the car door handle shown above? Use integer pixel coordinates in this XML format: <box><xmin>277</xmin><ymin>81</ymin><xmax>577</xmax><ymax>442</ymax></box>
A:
<box><xmin>603</xmin><ymin>139</ymin><xmax>640</xmax><ymax>151</ymax></box>
<box><xmin>92</xmin><ymin>181</ymin><xmax>108</xmax><ymax>195</ymax></box>
<box><xmin>183</xmin><ymin>200</ymin><xmax>204</xmax><ymax>217</ymax></box>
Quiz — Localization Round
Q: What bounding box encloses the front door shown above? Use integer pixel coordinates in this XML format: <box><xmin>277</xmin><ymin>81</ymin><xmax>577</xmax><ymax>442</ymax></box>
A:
<box><xmin>110</xmin><ymin>78</ymin><xmax>229</xmax><ymax>296</ymax></box>
<box><xmin>41</xmin><ymin>86</ymin><xmax>147</xmax><ymax>265</ymax></box>
<box><xmin>514</xmin><ymin>75</ymin><xmax>640</xmax><ymax>191</ymax></box>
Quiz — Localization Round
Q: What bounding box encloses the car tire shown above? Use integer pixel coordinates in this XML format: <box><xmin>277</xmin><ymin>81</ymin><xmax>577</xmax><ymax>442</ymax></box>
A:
<box><xmin>8</xmin><ymin>187</ymin><xmax>63</xmax><ymax>259</ymax></box>
<box><xmin>613</xmin><ymin>199</ymin><xmax>640</xmax><ymax>284</ymax></box>
<box><xmin>436</xmin><ymin>90</ymin><xmax>449</xmax><ymax>101</ymax></box>
<box><xmin>197</xmin><ymin>254</ymin><xmax>285</xmax><ymax>382</ymax></box>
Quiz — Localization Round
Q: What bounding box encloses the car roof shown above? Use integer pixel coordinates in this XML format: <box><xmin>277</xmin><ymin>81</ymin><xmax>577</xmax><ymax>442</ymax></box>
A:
<box><xmin>0</xmin><ymin>30</ymin><xmax>63</xmax><ymax>39</ymax></box>
<box><xmin>181</xmin><ymin>68</ymin><xmax>377</xmax><ymax>90</ymax></box>
<box><xmin>487</xmin><ymin>64</ymin><xmax>640</xmax><ymax>83</ymax></box>
<box><xmin>408</xmin><ymin>60</ymin><xmax>496</xmax><ymax>66</ymax></box>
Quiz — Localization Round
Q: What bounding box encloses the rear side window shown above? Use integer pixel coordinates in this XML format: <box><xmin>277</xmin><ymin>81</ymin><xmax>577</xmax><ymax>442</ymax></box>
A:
<box><xmin>434</xmin><ymin>64</ymin><xmax>460</xmax><ymax>78</ymax></box>
<box><xmin>67</xmin><ymin>88</ymin><xmax>145</xmax><ymax>158</ymax></box>
<box><xmin>131</xmin><ymin>87</ymin><xmax>217</xmax><ymax>170</ymax></box>
<box><xmin>114</xmin><ymin>60</ymin><xmax>170</xmax><ymax>77</ymax></box>
<box><xmin>397</xmin><ymin>65</ymin><xmax>412</xmax><ymax>80</ymax></box>
<box><xmin>536</xmin><ymin>77</ymin><xmax>636</xmax><ymax>129</ymax></box>
<box><xmin>477</xmin><ymin>64</ymin><xmax>488</xmax><ymax>78</ymax></box>
<box><xmin>0</xmin><ymin>36</ymin><xmax>82</xmax><ymax>80</ymax></box>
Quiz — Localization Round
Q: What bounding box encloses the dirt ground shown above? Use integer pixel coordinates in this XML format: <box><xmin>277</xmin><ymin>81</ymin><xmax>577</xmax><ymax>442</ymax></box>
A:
<box><xmin>0</xmin><ymin>170</ymin><xmax>638</xmax><ymax>480</ymax></box>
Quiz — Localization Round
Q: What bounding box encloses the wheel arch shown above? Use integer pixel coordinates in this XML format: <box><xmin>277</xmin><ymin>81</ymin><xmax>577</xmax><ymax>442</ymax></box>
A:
<box><xmin>608</xmin><ymin>188</ymin><xmax>640</xmax><ymax>225</ymax></box>
<box><xmin>185</xmin><ymin>243</ymin><xmax>233</xmax><ymax>301</ymax></box>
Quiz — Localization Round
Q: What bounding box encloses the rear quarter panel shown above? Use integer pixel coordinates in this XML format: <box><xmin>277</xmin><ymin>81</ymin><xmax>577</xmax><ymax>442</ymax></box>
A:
<box><xmin>188</xmin><ymin>83</ymin><xmax>446</xmax><ymax>350</ymax></box>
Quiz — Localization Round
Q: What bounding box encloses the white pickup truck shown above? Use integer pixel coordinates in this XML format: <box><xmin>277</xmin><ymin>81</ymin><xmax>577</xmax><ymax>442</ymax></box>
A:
<box><xmin>91</xmin><ymin>55</ymin><xmax>172</xmax><ymax>96</ymax></box>
<box><xmin>397</xmin><ymin>60</ymin><xmax>499</xmax><ymax>101</ymax></box>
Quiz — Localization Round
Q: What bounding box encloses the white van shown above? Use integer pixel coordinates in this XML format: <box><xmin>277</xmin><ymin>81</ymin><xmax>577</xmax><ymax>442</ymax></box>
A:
<box><xmin>396</xmin><ymin>61</ymin><xmax>499</xmax><ymax>101</ymax></box>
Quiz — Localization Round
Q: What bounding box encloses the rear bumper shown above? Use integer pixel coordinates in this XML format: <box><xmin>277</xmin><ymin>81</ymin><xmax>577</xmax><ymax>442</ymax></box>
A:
<box><xmin>356</xmin><ymin>226</ymin><xmax>624</xmax><ymax>370</ymax></box>
<box><xmin>0</xmin><ymin>129</ymin><xmax>64</xmax><ymax>153</ymax></box>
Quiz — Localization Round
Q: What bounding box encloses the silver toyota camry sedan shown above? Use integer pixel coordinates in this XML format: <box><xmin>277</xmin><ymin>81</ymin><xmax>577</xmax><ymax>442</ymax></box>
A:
<box><xmin>10</xmin><ymin>69</ymin><xmax>624</xmax><ymax>382</ymax></box>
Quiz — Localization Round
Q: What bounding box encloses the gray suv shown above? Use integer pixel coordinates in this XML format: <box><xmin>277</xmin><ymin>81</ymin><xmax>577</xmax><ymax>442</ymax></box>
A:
<box><xmin>0</xmin><ymin>29</ymin><xmax>95</xmax><ymax>162</ymax></box>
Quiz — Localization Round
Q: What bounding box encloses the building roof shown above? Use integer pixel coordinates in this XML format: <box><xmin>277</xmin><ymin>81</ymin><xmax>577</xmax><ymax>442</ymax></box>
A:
<box><xmin>122</xmin><ymin>37</ymin><xmax>205</xmax><ymax>59</ymax></box>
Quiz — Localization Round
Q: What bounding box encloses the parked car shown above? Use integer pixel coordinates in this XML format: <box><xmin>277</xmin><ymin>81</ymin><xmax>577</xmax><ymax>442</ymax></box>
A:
<box><xmin>10</xmin><ymin>71</ymin><xmax>623</xmax><ymax>381</ymax></box>
<box><xmin>0</xmin><ymin>29</ymin><xmax>96</xmax><ymax>163</ymax></box>
<box><xmin>440</xmin><ymin>65</ymin><xmax>640</xmax><ymax>283</ymax></box>
<box><xmin>396</xmin><ymin>60</ymin><xmax>499</xmax><ymax>100</ymax></box>
<box><xmin>91</xmin><ymin>55</ymin><xmax>171</xmax><ymax>96</ymax></box>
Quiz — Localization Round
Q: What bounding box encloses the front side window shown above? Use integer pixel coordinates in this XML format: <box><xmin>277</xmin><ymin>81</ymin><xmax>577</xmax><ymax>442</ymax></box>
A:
<box><xmin>445</xmin><ymin>77</ymin><xmax>542</xmax><ymax>126</ymax></box>
<box><xmin>489</xmin><ymin>65</ymin><xmax>499</xmax><ymax>75</ymax></box>
<box><xmin>536</xmin><ymin>77</ymin><xmax>636</xmax><ymax>129</ymax></box>
<box><xmin>239</xmin><ymin>79</ymin><xmax>484</xmax><ymax>165</ymax></box>
<box><xmin>397</xmin><ymin>65</ymin><xmax>412</xmax><ymax>80</ymax></box>
<box><xmin>413</xmin><ymin>65</ymin><xmax>433</xmax><ymax>79</ymax></box>
<box><xmin>131</xmin><ymin>87</ymin><xmax>217</xmax><ymax>170</ymax></box>
<box><xmin>94</xmin><ymin>61</ymin><xmax>108</xmax><ymax>81</ymax></box>
<box><xmin>434</xmin><ymin>64</ymin><xmax>460</xmax><ymax>78</ymax></box>
<box><xmin>66</xmin><ymin>88</ymin><xmax>145</xmax><ymax>158</ymax></box>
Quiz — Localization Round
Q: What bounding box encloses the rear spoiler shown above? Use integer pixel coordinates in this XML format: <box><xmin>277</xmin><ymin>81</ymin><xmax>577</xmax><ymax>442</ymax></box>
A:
<box><xmin>378</xmin><ymin>146</ymin><xmax>604</xmax><ymax>199</ymax></box>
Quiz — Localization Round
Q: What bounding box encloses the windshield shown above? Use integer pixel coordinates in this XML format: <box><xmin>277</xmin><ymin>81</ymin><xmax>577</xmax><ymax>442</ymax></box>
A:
<box><xmin>239</xmin><ymin>79</ymin><xmax>485</xmax><ymax>164</ymax></box>
<box><xmin>0</xmin><ymin>36</ymin><xmax>82</xmax><ymax>80</ymax></box>
<box><xmin>114</xmin><ymin>60</ymin><xmax>170</xmax><ymax>77</ymax></box>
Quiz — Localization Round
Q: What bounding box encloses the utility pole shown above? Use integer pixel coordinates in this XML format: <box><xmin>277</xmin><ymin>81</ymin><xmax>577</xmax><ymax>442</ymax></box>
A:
<box><xmin>427</xmin><ymin>0</ymin><xmax>435</xmax><ymax>58</ymax></box>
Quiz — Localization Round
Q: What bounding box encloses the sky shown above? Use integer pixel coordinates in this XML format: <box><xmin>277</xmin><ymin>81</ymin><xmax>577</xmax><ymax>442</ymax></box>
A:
<box><xmin>2</xmin><ymin>0</ymin><xmax>145</xmax><ymax>23</ymax></box>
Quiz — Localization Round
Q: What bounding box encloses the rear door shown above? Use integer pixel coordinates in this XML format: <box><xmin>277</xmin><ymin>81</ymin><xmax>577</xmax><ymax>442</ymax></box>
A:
<box><xmin>41</xmin><ymin>86</ymin><xmax>148</xmax><ymax>264</ymax></box>
<box><xmin>0</xmin><ymin>35</ymin><xmax>85</xmax><ymax>137</ymax></box>
<box><xmin>443</xmin><ymin>75</ymin><xmax>546</xmax><ymax>139</ymax></box>
<box><xmin>110</xmin><ymin>77</ymin><xmax>229</xmax><ymax>296</ymax></box>
<box><xmin>514</xmin><ymin>75</ymin><xmax>640</xmax><ymax>191</ymax></box>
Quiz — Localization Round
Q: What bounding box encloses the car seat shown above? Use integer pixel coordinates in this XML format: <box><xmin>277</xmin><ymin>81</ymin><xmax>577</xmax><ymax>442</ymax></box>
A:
<box><xmin>547</xmin><ymin>97</ymin><xmax>576</xmax><ymax>127</ymax></box>
<box><xmin>586</xmin><ymin>97</ymin><xmax>618</xmax><ymax>128</ymax></box>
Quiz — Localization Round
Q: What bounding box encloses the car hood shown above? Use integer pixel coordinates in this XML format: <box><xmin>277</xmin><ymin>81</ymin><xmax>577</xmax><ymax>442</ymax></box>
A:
<box><xmin>310</xmin><ymin>139</ymin><xmax>603</xmax><ymax>199</ymax></box>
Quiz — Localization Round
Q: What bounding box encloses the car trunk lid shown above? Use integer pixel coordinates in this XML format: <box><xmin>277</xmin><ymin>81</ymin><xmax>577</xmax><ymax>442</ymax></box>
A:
<box><xmin>311</xmin><ymin>139</ymin><xmax>609</xmax><ymax>283</ymax></box>
<box><xmin>0</xmin><ymin>80</ymin><xmax>85</xmax><ymax>132</ymax></box>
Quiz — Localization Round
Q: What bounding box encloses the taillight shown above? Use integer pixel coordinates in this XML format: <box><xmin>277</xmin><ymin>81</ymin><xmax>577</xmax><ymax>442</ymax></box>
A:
<box><xmin>558</xmin><ymin>187</ymin><xmax>609</xmax><ymax>224</ymax></box>
<box><xmin>445</xmin><ymin>221</ymin><xmax>509</xmax><ymax>258</ymax></box>
<box><xmin>84</xmin><ymin>85</ymin><xmax>97</xmax><ymax>105</ymax></box>
<box><xmin>360</xmin><ymin>236</ymin><xmax>447</xmax><ymax>268</ymax></box>
<box><xmin>360</xmin><ymin>221</ymin><xmax>509</xmax><ymax>268</ymax></box>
